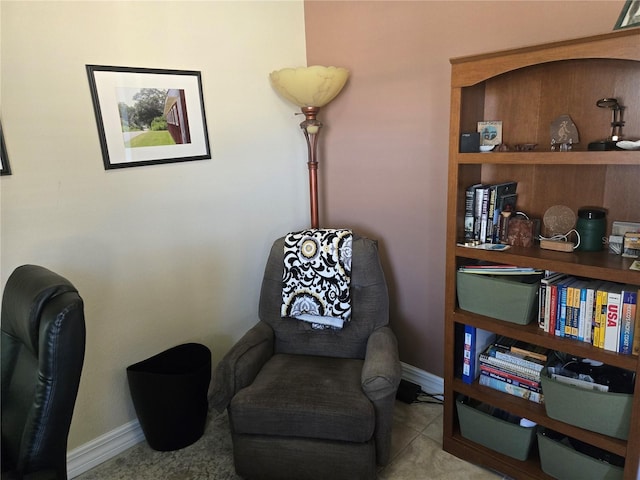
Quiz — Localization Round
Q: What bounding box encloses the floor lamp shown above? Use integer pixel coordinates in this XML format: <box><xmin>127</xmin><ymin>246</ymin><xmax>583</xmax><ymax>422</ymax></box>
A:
<box><xmin>269</xmin><ymin>66</ymin><xmax>349</xmax><ymax>229</ymax></box>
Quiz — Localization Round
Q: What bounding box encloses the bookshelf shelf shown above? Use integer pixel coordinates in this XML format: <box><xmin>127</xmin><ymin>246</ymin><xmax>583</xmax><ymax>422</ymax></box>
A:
<box><xmin>444</xmin><ymin>29</ymin><xmax>640</xmax><ymax>480</ymax></box>
<box><xmin>455</xmin><ymin>246</ymin><xmax>640</xmax><ymax>285</ymax></box>
<box><xmin>453</xmin><ymin>311</ymin><xmax>638</xmax><ymax>372</ymax></box>
<box><xmin>457</xmin><ymin>151</ymin><xmax>640</xmax><ymax>166</ymax></box>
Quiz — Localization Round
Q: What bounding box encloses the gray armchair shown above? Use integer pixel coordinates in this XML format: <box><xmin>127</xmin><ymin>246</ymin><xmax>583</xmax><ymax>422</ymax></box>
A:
<box><xmin>211</xmin><ymin>234</ymin><xmax>401</xmax><ymax>480</ymax></box>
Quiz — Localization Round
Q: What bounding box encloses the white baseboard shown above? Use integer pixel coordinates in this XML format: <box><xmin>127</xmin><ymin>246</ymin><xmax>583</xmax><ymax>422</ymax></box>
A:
<box><xmin>65</xmin><ymin>363</ymin><xmax>442</xmax><ymax>477</ymax></box>
<box><xmin>67</xmin><ymin>419</ymin><xmax>144</xmax><ymax>478</ymax></box>
<box><xmin>401</xmin><ymin>362</ymin><xmax>444</xmax><ymax>401</ymax></box>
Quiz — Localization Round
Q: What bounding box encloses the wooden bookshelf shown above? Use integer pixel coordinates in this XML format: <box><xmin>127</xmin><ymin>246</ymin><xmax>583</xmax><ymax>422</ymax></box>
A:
<box><xmin>443</xmin><ymin>29</ymin><xmax>640</xmax><ymax>480</ymax></box>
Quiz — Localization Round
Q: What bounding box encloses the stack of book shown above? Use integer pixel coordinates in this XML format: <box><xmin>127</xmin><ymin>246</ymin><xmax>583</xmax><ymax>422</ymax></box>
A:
<box><xmin>464</xmin><ymin>181</ymin><xmax>517</xmax><ymax>244</ymax></box>
<box><xmin>478</xmin><ymin>337</ymin><xmax>547</xmax><ymax>404</ymax></box>
<box><xmin>537</xmin><ymin>273</ymin><xmax>639</xmax><ymax>355</ymax></box>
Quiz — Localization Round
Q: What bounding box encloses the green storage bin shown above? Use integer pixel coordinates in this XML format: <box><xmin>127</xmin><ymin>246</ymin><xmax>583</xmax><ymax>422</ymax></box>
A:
<box><xmin>456</xmin><ymin>271</ymin><xmax>541</xmax><ymax>324</ymax></box>
<box><xmin>540</xmin><ymin>368</ymin><xmax>632</xmax><ymax>440</ymax></box>
<box><xmin>456</xmin><ymin>397</ymin><xmax>536</xmax><ymax>461</ymax></box>
<box><xmin>537</xmin><ymin>432</ymin><xmax>624</xmax><ymax>480</ymax></box>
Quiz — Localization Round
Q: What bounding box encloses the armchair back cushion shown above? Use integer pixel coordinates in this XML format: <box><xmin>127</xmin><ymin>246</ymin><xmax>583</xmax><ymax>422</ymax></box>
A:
<box><xmin>258</xmin><ymin>235</ymin><xmax>389</xmax><ymax>358</ymax></box>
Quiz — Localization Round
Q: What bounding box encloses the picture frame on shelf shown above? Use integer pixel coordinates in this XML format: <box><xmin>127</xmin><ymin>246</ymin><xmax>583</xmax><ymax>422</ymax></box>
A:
<box><xmin>614</xmin><ymin>0</ymin><xmax>640</xmax><ymax>30</ymax></box>
<box><xmin>477</xmin><ymin>121</ymin><xmax>502</xmax><ymax>146</ymax></box>
<box><xmin>1</xmin><ymin>121</ymin><xmax>11</xmax><ymax>176</ymax></box>
<box><xmin>86</xmin><ymin>65</ymin><xmax>211</xmax><ymax>170</ymax></box>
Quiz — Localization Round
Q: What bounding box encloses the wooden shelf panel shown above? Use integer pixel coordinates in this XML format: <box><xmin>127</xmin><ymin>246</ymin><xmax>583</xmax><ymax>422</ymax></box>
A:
<box><xmin>452</xmin><ymin>310</ymin><xmax>638</xmax><ymax>372</ymax></box>
<box><xmin>454</xmin><ymin>245</ymin><xmax>640</xmax><ymax>286</ymax></box>
<box><xmin>449</xmin><ymin>29</ymin><xmax>640</xmax><ymax>87</ymax></box>
<box><xmin>455</xmin><ymin>151</ymin><xmax>640</xmax><ymax>165</ymax></box>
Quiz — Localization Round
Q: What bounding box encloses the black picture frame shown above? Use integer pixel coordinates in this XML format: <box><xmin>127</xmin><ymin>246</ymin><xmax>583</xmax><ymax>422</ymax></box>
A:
<box><xmin>0</xmin><ymin>121</ymin><xmax>11</xmax><ymax>176</ymax></box>
<box><xmin>614</xmin><ymin>0</ymin><xmax>640</xmax><ymax>30</ymax></box>
<box><xmin>86</xmin><ymin>65</ymin><xmax>211</xmax><ymax>170</ymax></box>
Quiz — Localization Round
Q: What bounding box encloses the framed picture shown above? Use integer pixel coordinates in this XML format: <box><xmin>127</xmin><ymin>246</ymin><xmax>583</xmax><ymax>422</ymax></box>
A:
<box><xmin>477</xmin><ymin>121</ymin><xmax>502</xmax><ymax>146</ymax></box>
<box><xmin>614</xmin><ymin>0</ymin><xmax>640</xmax><ymax>29</ymax></box>
<box><xmin>0</xmin><ymin>121</ymin><xmax>11</xmax><ymax>176</ymax></box>
<box><xmin>86</xmin><ymin>65</ymin><xmax>211</xmax><ymax>170</ymax></box>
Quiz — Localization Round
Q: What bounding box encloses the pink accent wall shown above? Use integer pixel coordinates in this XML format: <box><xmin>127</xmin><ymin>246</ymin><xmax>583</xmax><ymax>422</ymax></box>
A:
<box><xmin>304</xmin><ymin>1</ymin><xmax>623</xmax><ymax>376</ymax></box>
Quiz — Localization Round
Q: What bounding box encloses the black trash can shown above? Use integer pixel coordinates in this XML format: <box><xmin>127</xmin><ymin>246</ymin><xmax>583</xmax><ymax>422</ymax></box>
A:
<box><xmin>126</xmin><ymin>343</ymin><xmax>211</xmax><ymax>451</ymax></box>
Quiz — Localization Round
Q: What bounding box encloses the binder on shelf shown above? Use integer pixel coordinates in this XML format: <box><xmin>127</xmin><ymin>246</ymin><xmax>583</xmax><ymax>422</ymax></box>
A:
<box><xmin>461</xmin><ymin>325</ymin><xmax>496</xmax><ymax>384</ymax></box>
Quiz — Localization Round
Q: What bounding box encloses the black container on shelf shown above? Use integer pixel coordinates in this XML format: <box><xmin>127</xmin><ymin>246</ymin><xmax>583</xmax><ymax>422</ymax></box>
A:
<box><xmin>576</xmin><ymin>207</ymin><xmax>606</xmax><ymax>252</ymax></box>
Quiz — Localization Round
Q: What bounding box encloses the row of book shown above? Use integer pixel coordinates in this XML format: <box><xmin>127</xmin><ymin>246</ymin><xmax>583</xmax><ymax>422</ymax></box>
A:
<box><xmin>537</xmin><ymin>272</ymin><xmax>639</xmax><ymax>355</ymax></box>
<box><xmin>464</xmin><ymin>181</ymin><xmax>517</xmax><ymax>244</ymax></box>
<box><xmin>461</xmin><ymin>329</ymin><xmax>636</xmax><ymax>404</ymax></box>
<box><xmin>462</xmin><ymin>328</ymin><xmax>546</xmax><ymax>404</ymax></box>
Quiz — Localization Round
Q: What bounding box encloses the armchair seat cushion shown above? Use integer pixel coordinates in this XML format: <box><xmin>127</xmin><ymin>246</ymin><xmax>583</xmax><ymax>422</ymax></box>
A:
<box><xmin>229</xmin><ymin>353</ymin><xmax>374</xmax><ymax>443</ymax></box>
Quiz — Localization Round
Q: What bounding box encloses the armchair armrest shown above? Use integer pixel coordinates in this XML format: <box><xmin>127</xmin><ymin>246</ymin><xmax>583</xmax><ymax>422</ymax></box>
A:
<box><xmin>209</xmin><ymin>321</ymin><xmax>274</xmax><ymax>412</ymax></box>
<box><xmin>361</xmin><ymin>326</ymin><xmax>401</xmax><ymax>401</ymax></box>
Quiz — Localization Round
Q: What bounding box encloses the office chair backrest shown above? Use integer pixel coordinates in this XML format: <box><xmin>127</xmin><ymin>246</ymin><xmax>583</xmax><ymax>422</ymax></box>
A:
<box><xmin>1</xmin><ymin>265</ymin><xmax>86</xmax><ymax>479</ymax></box>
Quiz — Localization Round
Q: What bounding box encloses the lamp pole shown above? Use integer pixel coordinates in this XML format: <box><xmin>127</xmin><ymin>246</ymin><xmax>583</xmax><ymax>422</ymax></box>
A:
<box><xmin>300</xmin><ymin>106</ymin><xmax>322</xmax><ymax>229</ymax></box>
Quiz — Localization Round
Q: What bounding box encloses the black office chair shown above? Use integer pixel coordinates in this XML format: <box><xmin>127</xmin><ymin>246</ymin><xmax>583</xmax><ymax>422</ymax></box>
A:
<box><xmin>1</xmin><ymin>265</ymin><xmax>86</xmax><ymax>480</ymax></box>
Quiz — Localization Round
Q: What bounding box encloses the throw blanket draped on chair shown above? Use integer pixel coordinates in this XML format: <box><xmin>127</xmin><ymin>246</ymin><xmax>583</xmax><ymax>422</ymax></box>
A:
<box><xmin>281</xmin><ymin>229</ymin><xmax>352</xmax><ymax>329</ymax></box>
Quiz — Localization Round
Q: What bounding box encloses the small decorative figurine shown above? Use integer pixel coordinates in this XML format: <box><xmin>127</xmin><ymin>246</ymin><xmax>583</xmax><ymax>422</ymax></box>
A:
<box><xmin>550</xmin><ymin>114</ymin><xmax>579</xmax><ymax>151</ymax></box>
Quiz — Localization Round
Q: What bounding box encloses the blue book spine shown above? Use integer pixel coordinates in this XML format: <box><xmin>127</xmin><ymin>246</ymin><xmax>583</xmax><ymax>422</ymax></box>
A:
<box><xmin>619</xmin><ymin>290</ymin><xmax>637</xmax><ymax>354</ymax></box>
<box><xmin>556</xmin><ymin>278</ymin><xmax>576</xmax><ymax>338</ymax></box>
<box><xmin>461</xmin><ymin>325</ymin><xmax>495</xmax><ymax>384</ymax></box>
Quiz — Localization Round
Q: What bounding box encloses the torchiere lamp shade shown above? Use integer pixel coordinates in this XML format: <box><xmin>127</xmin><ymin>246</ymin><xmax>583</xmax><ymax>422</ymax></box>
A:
<box><xmin>269</xmin><ymin>66</ymin><xmax>349</xmax><ymax>108</ymax></box>
<box><xmin>269</xmin><ymin>65</ymin><xmax>349</xmax><ymax>229</ymax></box>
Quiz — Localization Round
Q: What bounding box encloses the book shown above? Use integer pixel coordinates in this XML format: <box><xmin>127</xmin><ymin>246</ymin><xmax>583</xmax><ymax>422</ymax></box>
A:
<box><xmin>577</xmin><ymin>281</ymin><xmax>588</xmax><ymax>341</ymax></box>
<box><xmin>545</xmin><ymin>274</ymin><xmax>569</xmax><ymax>334</ymax></box>
<box><xmin>463</xmin><ymin>181</ymin><xmax>518</xmax><ymax>244</ymax></box>
<box><xmin>509</xmin><ymin>341</ymin><xmax>549</xmax><ymax>362</ymax></box>
<box><xmin>458</xmin><ymin>265</ymin><xmax>541</xmax><ymax>275</ymax></box>
<box><xmin>478</xmin><ymin>373</ymin><xmax>544</xmax><ymax>404</ymax></box>
<box><xmin>473</xmin><ymin>185</ymin><xmax>488</xmax><ymax>242</ymax></box>
<box><xmin>565</xmin><ymin>280</ymin><xmax>580</xmax><ymax>338</ymax></box>
<box><xmin>479</xmin><ymin>364</ymin><xmax>542</xmax><ymax>391</ymax></box>
<box><xmin>479</xmin><ymin>186</ymin><xmax>490</xmax><ymax>244</ymax></box>
<box><xmin>461</xmin><ymin>325</ymin><xmax>496</xmax><ymax>384</ymax></box>
<box><xmin>489</xmin><ymin>181</ymin><xmax>517</xmax><ymax>243</ymax></box>
<box><xmin>594</xmin><ymin>284</ymin><xmax>611</xmax><ymax>348</ymax></box>
<box><xmin>604</xmin><ymin>284</ymin><xmax>624</xmax><ymax>352</ymax></box>
<box><xmin>581</xmin><ymin>280</ymin><xmax>602</xmax><ymax>345</ymax></box>
<box><xmin>619</xmin><ymin>287</ymin><xmax>637</xmax><ymax>354</ymax></box>
<box><xmin>478</xmin><ymin>354</ymin><xmax>541</xmax><ymax>382</ymax></box>
<box><xmin>567</xmin><ymin>279</ymin><xmax>588</xmax><ymax>339</ymax></box>
<box><xmin>556</xmin><ymin>277</ymin><xmax>578</xmax><ymax>337</ymax></box>
<box><xmin>537</xmin><ymin>272</ymin><xmax>566</xmax><ymax>331</ymax></box>
<box><xmin>464</xmin><ymin>183</ymin><xmax>483</xmax><ymax>242</ymax></box>
<box><xmin>633</xmin><ymin>295</ymin><xmax>640</xmax><ymax>356</ymax></box>
<box><xmin>480</xmin><ymin>343</ymin><xmax>543</xmax><ymax>377</ymax></box>
<box><xmin>486</xmin><ymin>186</ymin><xmax>497</xmax><ymax>243</ymax></box>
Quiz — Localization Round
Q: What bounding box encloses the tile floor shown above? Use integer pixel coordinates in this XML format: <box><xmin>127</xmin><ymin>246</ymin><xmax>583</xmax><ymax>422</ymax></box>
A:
<box><xmin>75</xmin><ymin>400</ymin><xmax>509</xmax><ymax>480</ymax></box>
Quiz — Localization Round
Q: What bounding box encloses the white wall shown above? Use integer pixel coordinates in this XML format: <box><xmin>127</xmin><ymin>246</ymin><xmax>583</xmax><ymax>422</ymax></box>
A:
<box><xmin>1</xmin><ymin>0</ymin><xmax>308</xmax><ymax>449</ymax></box>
